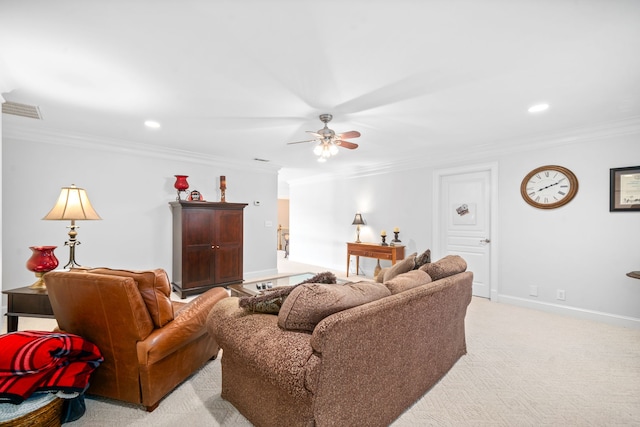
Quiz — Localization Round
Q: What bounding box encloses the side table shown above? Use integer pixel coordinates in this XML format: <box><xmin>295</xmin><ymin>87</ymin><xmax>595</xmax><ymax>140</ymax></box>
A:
<box><xmin>2</xmin><ymin>286</ymin><xmax>55</xmax><ymax>333</ymax></box>
<box><xmin>346</xmin><ymin>242</ymin><xmax>405</xmax><ymax>277</ymax></box>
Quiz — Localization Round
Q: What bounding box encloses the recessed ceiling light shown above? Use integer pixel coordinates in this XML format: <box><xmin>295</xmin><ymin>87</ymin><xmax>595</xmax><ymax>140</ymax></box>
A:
<box><xmin>145</xmin><ymin>120</ymin><xmax>161</xmax><ymax>128</ymax></box>
<box><xmin>528</xmin><ymin>103</ymin><xmax>549</xmax><ymax>113</ymax></box>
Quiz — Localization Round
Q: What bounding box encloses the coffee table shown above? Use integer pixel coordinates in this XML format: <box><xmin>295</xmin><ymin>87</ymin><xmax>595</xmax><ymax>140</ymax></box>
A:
<box><xmin>228</xmin><ymin>273</ymin><xmax>348</xmax><ymax>297</ymax></box>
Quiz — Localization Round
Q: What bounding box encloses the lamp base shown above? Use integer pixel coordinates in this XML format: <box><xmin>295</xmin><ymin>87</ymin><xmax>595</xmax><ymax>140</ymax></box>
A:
<box><xmin>63</xmin><ymin>246</ymin><xmax>83</xmax><ymax>269</ymax></box>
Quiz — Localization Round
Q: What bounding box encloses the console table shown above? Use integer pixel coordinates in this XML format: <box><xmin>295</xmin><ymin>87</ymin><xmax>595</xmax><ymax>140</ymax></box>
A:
<box><xmin>3</xmin><ymin>286</ymin><xmax>55</xmax><ymax>333</ymax></box>
<box><xmin>346</xmin><ymin>242</ymin><xmax>405</xmax><ymax>277</ymax></box>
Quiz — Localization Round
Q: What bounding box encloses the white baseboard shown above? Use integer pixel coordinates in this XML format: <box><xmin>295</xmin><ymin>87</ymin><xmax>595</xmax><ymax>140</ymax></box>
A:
<box><xmin>497</xmin><ymin>295</ymin><xmax>640</xmax><ymax>329</ymax></box>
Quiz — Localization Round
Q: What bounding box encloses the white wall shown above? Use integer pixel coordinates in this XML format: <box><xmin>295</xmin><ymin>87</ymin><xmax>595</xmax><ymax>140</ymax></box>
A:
<box><xmin>0</xmin><ymin>96</ymin><xmax>4</xmax><ymax>325</ymax></box>
<box><xmin>290</xmin><ymin>132</ymin><xmax>640</xmax><ymax>327</ymax></box>
<box><xmin>1</xmin><ymin>128</ymin><xmax>279</xmax><ymax>305</ymax></box>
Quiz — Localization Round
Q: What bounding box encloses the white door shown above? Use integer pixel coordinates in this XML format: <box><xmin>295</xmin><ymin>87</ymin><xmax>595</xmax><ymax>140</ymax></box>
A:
<box><xmin>434</xmin><ymin>166</ymin><xmax>495</xmax><ymax>299</ymax></box>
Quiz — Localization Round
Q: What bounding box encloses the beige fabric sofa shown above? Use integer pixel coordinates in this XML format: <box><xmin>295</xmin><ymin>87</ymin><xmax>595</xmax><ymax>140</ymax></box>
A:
<box><xmin>207</xmin><ymin>255</ymin><xmax>472</xmax><ymax>427</ymax></box>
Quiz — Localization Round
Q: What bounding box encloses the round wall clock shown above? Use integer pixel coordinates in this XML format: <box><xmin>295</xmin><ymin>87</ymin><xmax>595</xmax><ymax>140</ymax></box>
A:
<box><xmin>520</xmin><ymin>165</ymin><xmax>578</xmax><ymax>209</ymax></box>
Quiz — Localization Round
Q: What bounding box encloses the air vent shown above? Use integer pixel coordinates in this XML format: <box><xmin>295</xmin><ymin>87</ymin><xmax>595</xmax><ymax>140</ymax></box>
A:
<box><xmin>2</xmin><ymin>101</ymin><xmax>42</xmax><ymax>119</ymax></box>
<box><xmin>254</xmin><ymin>158</ymin><xmax>270</xmax><ymax>162</ymax></box>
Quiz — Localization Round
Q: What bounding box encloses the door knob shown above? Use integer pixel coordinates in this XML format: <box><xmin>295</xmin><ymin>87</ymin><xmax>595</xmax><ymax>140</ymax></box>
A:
<box><xmin>480</xmin><ymin>238</ymin><xmax>491</xmax><ymax>245</ymax></box>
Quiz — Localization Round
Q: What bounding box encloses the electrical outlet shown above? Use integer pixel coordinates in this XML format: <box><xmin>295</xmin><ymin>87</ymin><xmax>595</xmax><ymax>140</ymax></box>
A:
<box><xmin>557</xmin><ymin>289</ymin><xmax>566</xmax><ymax>301</ymax></box>
<box><xmin>529</xmin><ymin>285</ymin><xmax>538</xmax><ymax>297</ymax></box>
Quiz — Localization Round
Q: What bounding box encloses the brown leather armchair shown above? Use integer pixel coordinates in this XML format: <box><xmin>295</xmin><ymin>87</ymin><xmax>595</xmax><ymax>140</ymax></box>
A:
<box><xmin>44</xmin><ymin>268</ymin><xmax>227</xmax><ymax>411</ymax></box>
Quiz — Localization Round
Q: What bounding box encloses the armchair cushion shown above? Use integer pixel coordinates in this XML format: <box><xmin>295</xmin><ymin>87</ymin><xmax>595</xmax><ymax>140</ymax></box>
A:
<box><xmin>84</xmin><ymin>268</ymin><xmax>174</xmax><ymax>328</ymax></box>
<box><xmin>278</xmin><ymin>282</ymin><xmax>391</xmax><ymax>332</ymax></box>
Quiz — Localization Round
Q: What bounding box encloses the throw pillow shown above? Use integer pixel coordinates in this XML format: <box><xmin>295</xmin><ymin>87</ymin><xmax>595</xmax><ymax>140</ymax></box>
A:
<box><xmin>239</xmin><ymin>271</ymin><xmax>337</xmax><ymax>314</ymax></box>
<box><xmin>384</xmin><ymin>269</ymin><xmax>432</xmax><ymax>294</ymax></box>
<box><xmin>382</xmin><ymin>253</ymin><xmax>417</xmax><ymax>283</ymax></box>
<box><xmin>84</xmin><ymin>268</ymin><xmax>174</xmax><ymax>328</ymax></box>
<box><xmin>278</xmin><ymin>281</ymin><xmax>391</xmax><ymax>332</ymax></box>
<box><xmin>419</xmin><ymin>255</ymin><xmax>467</xmax><ymax>281</ymax></box>
<box><xmin>375</xmin><ymin>268</ymin><xmax>388</xmax><ymax>283</ymax></box>
<box><xmin>415</xmin><ymin>249</ymin><xmax>431</xmax><ymax>268</ymax></box>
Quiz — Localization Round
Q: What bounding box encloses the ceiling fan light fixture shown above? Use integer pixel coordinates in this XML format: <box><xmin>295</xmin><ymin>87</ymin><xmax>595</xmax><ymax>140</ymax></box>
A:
<box><xmin>287</xmin><ymin>114</ymin><xmax>360</xmax><ymax>162</ymax></box>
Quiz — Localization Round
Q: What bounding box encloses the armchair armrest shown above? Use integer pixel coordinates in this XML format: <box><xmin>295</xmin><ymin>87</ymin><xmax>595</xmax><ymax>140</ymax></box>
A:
<box><xmin>137</xmin><ymin>287</ymin><xmax>228</xmax><ymax>365</ymax></box>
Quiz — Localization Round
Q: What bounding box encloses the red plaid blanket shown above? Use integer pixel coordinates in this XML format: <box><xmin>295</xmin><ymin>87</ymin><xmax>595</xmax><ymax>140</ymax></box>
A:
<box><xmin>0</xmin><ymin>331</ymin><xmax>103</xmax><ymax>404</ymax></box>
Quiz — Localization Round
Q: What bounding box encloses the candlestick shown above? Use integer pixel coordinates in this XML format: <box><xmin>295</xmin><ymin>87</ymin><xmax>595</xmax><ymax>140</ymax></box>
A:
<box><xmin>381</xmin><ymin>234</ymin><xmax>388</xmax><ymax>246</ymax></box>
<box><xmin>392</xmin><ymin>231</ymin><xmax>401</xmax><ymax>243</ymax></box>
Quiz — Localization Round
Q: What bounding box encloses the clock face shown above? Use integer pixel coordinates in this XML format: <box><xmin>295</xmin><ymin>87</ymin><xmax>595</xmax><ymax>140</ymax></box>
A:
<box><xmin>520</xmin><ymin>165</ymin><xmax>578</xmax><ymax>209</ymax></box>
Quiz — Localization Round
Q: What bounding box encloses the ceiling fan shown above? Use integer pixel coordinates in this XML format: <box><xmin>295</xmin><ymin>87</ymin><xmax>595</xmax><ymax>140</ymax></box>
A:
<box><xmin>288</xmin><ymin>114</ymin><xmax>360</xmax><ymax>162</ymax></box>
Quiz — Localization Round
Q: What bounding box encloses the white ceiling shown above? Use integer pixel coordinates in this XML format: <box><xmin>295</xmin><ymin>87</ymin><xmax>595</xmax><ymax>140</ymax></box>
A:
<box><xmin>2</xmin><ymin>1</ymin><xmax>640</xmax><ymax>181</ymax></box>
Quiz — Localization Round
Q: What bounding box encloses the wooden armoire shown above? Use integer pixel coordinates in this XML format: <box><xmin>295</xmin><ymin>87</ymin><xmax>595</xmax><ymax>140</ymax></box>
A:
<box><xmin>170</xmin><ymin>201</ymin><xmax>247</xmax><ymax>298</ymax></box>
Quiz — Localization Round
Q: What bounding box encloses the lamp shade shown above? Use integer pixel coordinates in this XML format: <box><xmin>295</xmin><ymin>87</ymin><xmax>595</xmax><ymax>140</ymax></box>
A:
<box><xmin>42</xmin><ymin>185</ymin><xmax>102</xmax><ymax>221</ymax></box>
<box><xmin>351</xmin><ymin>213</ymin><xmax>365</xmax><ymax>225</ymax></box>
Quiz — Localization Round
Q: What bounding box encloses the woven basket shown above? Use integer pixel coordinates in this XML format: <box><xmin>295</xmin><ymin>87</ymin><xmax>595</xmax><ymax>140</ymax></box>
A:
<box><xmin>1</xmin><ymin>397</ymin><xmax>63</xmax><ymax>427</ymax></box>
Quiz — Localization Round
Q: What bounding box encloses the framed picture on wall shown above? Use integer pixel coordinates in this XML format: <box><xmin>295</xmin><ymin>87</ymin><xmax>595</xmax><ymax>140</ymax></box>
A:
<box><xmin>610</xmin><ymin>166</ymin><xmax>640</xmax><ymax>211</ymax></box>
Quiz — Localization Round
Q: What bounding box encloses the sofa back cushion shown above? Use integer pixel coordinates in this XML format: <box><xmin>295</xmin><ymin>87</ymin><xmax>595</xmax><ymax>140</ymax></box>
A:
<box><xmin>384</xmin><ymin>269</ymin><xmax>432</xmax><ymax>294</ymax></box>
<box><xmin>84</xmin><ymin>268</ymin><xmax>174</xmax><ymax>328</ymax></box>
<box><xmin>278</xmin><ymin>282</ymin><xmax>391</xmax><ymax>332</ymax></box>
<box><xmin>419</xmin><ymin>255</ymin><xmax>467</xmax><ymax>281</ymax></box>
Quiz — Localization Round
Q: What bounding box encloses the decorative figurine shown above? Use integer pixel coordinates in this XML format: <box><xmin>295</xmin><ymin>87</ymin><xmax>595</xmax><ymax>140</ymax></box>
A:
<box><xmin>188</xmin><ymin>190</ymin><xmax>203</xmax><ymax>201</ymax></box>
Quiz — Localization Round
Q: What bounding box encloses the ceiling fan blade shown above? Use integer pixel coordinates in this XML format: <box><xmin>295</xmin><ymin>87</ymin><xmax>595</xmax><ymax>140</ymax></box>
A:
<box><xmin>337</xmin><ymin>130</ymin><xmax>361</xmax><ymax>139</ymax></box>
<box><xmin>306</xmin><ymin>131</ymin><xmax>322</xmax><ymax>138</ymax></box>
<box><xmin>336</xmin><ymin>140</ymin><xmax>358</xmax><ymax>149</ymax></box>
<box><xmin>287</xmin><ymin>139</ymin><xmax>316</xmax><ymax>145</ymax></box>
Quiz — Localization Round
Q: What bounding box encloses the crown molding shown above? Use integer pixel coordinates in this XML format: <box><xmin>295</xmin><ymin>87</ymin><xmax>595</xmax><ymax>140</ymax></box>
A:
<box><xmin>3</xmin><ymin>123</ymin><xmax>281</xmax><ymax>174</ymax></box>
<box><xmin>5</xmin><ymin>115</ymin><xmax>639</xmax><ymax>185</ymax></box>
<box><xmin>287</xmin><ymin>115</ymin><xmax>640</xmax><ymax>186</ymax></box>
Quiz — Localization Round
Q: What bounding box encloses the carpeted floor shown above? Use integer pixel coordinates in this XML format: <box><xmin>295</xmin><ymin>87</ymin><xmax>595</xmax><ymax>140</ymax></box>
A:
<box><xmin>4</xmin><ymin>255</ymin><xmax>640</xmax><ymax>426</ymax></box>
<box><xmin>58</xmin><ymin>296</ymin><xmax>640</xmax><ymax>427</ymax></box>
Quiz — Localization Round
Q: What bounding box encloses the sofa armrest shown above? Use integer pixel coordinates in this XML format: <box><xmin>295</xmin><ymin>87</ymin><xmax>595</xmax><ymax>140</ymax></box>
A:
<box><xmin>207</xmin><ymin>297</ymin><xmax>315</xmax><ymax>398</ymax></box>
<box><xmin>137</xmin><ymin>287</ymin><xmax>228</xmax><ymax>365</ymax></box>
